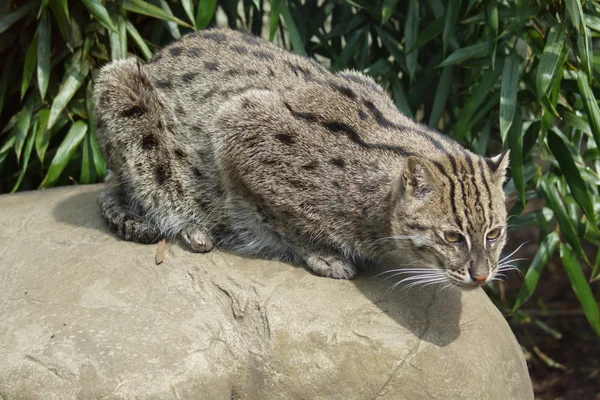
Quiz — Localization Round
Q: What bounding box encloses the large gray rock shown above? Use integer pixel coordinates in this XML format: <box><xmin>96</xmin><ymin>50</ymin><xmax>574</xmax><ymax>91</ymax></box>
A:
<box><xmin>0</xmin><ymin>185</ymin><xmax>532</xmax><ymax>399</ymax></box>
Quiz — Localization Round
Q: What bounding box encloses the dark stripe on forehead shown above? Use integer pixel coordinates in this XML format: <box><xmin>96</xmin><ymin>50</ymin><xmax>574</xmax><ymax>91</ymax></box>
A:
<box><xmin>466</xmin><ymin>156</ymin><xmax>486</xmax><ymax>222</ymax></box>
<box><xmin>478</xmin><ymin>158</ymin><xmax>494</xmax><ymax>224</ymax></box>
<box><xmin>431</xmin><ymin>160</ymin><xmax>462</xmax><ymax>229</ymax></box>
<box><xmin>447</xmin><ymin>155</ymin><xmax>467</xmax><ymax>232</ymax></box>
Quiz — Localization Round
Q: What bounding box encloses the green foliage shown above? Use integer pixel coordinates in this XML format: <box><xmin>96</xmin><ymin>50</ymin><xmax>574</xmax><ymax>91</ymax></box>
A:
<box><xmin>0</xmin><ymin>1</ymin><xmax>599</xmax><ymax>332</ymax></box>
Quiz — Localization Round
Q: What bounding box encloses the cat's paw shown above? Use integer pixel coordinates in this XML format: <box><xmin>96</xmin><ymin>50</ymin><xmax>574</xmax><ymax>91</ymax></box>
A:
<box><xmin>304</xmin><ymin>254</ymin><xmax>358</xmax><ymax>279</ymax></box>
<box><xmin>181</xmin><ymin>228</ymin><xmax>214</xmax><ymax>253</ymax></box>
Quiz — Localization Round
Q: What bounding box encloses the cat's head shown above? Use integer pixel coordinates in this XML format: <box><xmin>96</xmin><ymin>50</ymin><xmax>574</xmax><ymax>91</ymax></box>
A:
<box><xmin>389</xmin><ymin>151</ymin><xmax>509</xmax><ymax>288</ymax></box>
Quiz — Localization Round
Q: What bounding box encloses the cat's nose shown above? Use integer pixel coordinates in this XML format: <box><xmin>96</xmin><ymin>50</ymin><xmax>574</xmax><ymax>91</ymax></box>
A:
<box><xmin>468</xmin><ymin>269</ymin><xmax>488</xmax><ymax>284</ymax></box>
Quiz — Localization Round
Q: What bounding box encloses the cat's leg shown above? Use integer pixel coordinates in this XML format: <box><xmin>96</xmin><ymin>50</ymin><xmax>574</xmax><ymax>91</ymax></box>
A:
<box><xmin>98</xmin><ymin>185</ymin><xmax>161</xmax><ymax>244</ymax></box>
<box><xmin>93</xmin><ymin>58</ymin><xmax>215</xmax><ymax>252</ymax></box>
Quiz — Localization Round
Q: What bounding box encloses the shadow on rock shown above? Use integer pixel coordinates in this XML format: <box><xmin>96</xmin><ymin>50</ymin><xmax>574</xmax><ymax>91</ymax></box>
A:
<box><xmin>352</xmin><ymin>263</ymin><xmax>463</xmax><ymax>348</ymax></box>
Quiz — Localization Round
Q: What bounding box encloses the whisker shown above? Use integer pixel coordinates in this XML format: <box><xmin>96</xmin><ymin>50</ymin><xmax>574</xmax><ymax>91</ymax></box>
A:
<box><xmin>498</xmin><ymin>257</ymin><xmax>529</xmax><ymax>265</ymax></box>
<box><xmin>499</xmin><ymin>241</ymin><xmax>530</xmax><ymax>263</ymax></box>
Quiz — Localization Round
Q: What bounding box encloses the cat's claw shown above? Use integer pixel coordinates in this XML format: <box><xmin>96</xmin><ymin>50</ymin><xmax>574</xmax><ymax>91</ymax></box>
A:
<box><xmin>304</xmin><ymin>254</ymin><xmax>358</xmax><ymax>279</ymax></box>
<box><xmin>181</xmin><ymin>228</ymin><xmax>215</xmax><ymax>253</ymax></box>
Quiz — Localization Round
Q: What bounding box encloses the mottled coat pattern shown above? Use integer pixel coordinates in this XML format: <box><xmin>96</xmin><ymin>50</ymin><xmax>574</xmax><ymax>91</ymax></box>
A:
<box><xmin>94</xmin><ymin>28</ymin><xmax>509</xmax><ymax>286</ymax></box>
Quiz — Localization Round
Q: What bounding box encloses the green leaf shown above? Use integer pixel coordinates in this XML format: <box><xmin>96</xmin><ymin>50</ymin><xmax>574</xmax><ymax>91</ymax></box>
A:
<box><xmin>123</xmin><ymin>0</ymin><xmax>193</xmax><ymax>28</ymax></box>
<box><xmin>442</xmin><ymin>0</ymin><xmax>460</xmax><ymax>55</ymax></box>
<box><xmin>438</xmin><ymin>42</ymin><xmax>487</xmax><ymax>67</ymax></box>
<box><xmin>11</xmin><ymin>122</ymin><xmax>36</xmax><ymax>192</ymax></box>
<box><xmin>381</xmin><ymin>0</ymin><xmax>400</xmax><ymax>25</ymax></box>
<box><xmin>280</xmin><ymin>1</ymin><xmax>306</xmax><ymax>55</ymax></box>
<box><xmin>407</xmin><ymin>17</ymin><xmax>443</xmax><ymax>53</ymax></box>
<box><xmin>404</xmin><ymin>0</ymin><xmax>419</xmax><ymax>80</ymax></box>
<box><xmin>37</xmin><ymin>10</ymin><xmax>51</xmax><ymax>101</ymax></box>
<box><xmin>81</xmin><ymin>0</ymin><xmax>118</xmax><ymax>33</ymax></box>
<box><xmin>0</xmin><ymin>1</ymin><xmax>37</xmax><ymax>35</ymax></box>
<box><xmin>428</xmin><ymin>66</ymin><xmax>452</xmax><ymax>128</ymax></box>
<box><xmin>577</xmin><ymin>71</ymin><xmax>600</xmax><ymax>151</ymax></box>
<box><xmin>181</xmin><ymin>0</ymin><xmax>196</xmax><ymax>27</ymax></box>
<box><xmin>376</xmin><ymin>27</ymin><xmax>404</xmax><ymax>66</ymax></box>
<box><xmin>109</xmin><ymin>13</ymin><xmax>127</xmax><ymax>60</ymax></box>
<box><xmin>269</xmin><ymin>0</ymin><xmax>282</xmax><ymax>41</ymax></box>
<box><xmin>547</xmin><ymin>130</ymin><xmax>597</xmax><ymax>227</ymax></box>
<box><xmin>13</xmin><ymin>99</ymin><xmax>34</xmax><ymax>163</ymax></box>
<box><xmin>195</xmin><ymin>0</ymin><xmax>218</xmax><ymax>30</ymax></box>
<box><xmin>85</xmin><ymin>81</ymin><xmax>107</xmax><ymax>179</ymax></box>
<box><xmin>500</xmin><ymin>54</ymin><xmax>521</xmax><ymax>143</ymax></box>
<box><xmin>539</xmin><ymin>178</ymin><xmax>588</xmax><ymax>263</ymax></box>
<box><xmin>21</xmin><ymin>35</ymin><xmax>38</xmax><ymax>100</ymax></box>
<box><xmin>535</xmin><ymin>24</ymin><xmax>566</xmax><ymax>101</ymax></box>
<box><xmin>125</xmin><ymin>20</ymin><xmax>153</xmax><ymax>60</ymax></box>
<box><xmin>47</xmin><ymin>51</ymin><xmax>90</xmax><ymax>131</ymax></box>
<box><xmin>80</xmin><ymin>131</ymin><xmax>95</xmax><ymax>184</ymax></box>
<box><xmin>507</xmin><ymin>111</ymin><xmax>525</xmax><ymax>204</ymax></box>
<box><xmin>158</xmin><ymin>0</ymin><xmax>181</xmax><ymax>40</ymax></box>
<box><xmin>511</xmin><ymin>232</ymin><xmax>559</xmax><ymax>313</ymax></box>
<box><xmin>559</xmin><ymin>243</ymin><xmax>600</xmax><ymax>336</ymax></box>
<box><xmin>391</xmin><ymin>73</ymin><xmax>413</xmax><ymax>118</ymax></box>
<box><xmin>40</xmin><ymin>120</ymin><xmax>87</xmax><ymax>188</ymax></box>
<box><xmin>35</xmin><ymin>108</ymin><xmax>51</xmax><ymax>163</ymax></box>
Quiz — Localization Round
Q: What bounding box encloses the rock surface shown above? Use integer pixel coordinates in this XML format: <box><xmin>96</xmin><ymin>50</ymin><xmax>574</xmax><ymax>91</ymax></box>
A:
<box><xmin>0</xmin><ymin>185</ymin><xmax>533</xmax><ymax>399</ymax></box>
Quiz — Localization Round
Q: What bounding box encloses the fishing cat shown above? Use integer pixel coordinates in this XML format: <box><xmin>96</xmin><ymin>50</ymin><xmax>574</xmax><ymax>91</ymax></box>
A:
<box><xmin>93</xmin><ymin>28</ymin><xmax>509</xmax><ymax>287</ymax></box>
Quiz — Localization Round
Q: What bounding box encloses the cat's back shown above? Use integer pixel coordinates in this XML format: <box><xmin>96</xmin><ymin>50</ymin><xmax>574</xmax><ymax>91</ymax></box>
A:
<box><xmin>142</xmin><ymin>29</ymin><xmax>331</xmax><ymax>107</ymax></box>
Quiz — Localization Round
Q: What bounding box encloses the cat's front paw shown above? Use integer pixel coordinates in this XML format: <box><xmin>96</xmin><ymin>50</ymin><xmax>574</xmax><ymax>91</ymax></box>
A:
<box><xmin>181</xmin><ymin>228</ymin><xmax>215</xmax><ymax>253</ymax></box>
<box><xmin>305</xmin><ymin>254</ymin><xmax>358</xmax><ymax>279</ymax></box>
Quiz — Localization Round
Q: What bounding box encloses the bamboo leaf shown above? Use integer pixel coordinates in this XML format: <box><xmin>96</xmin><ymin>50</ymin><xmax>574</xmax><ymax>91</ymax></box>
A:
<box><xmin>391</xmin><ymin>73</ymin><xmax>413</xmax><ymax>118</ymax></box>
<box><xmin>269</xmin><ymin>0</ymin><xmax>282</xmax><ymax>41</ymax></box>
<box><xmin>547</xmin><ymin>130</ymin><xmax>597</xmax><ymax>227</ymax></box>
<box><xmin>158</xmin><ymin>0</ymin><xmax>181</xmax><ymax>40</ymax></box>
<box><xmin>428</xmin><ymin>66</ymin><xmax>452</xmax><ymax>128</ymax></box>
<box><xmin>280</xmin><ymin>1</ymin><xmax>305</xmax><ymax>55</ymax></box>
<box><xmin>577</xmin><ymin>71</ymin><xmax>600</xmax><ymax>151</ymax></box>
<box><xmin>0</xmin><ymin>1</ymin><xmax>37</xmax><ymax>34</ymax></box>
<box><xmin>35</xmin><ymin>108</ymin><xmax>51</xmax><ymax>163</ymax></box>
<box><xmin>539</xmin><ymin>178</ymin><xmax>588</xmax><ymax>263</ymax></box>
<box><xmin>37</xmin><ymin>10</ymin><xmax>51</xmax><ymax>101</ymax></box>
<box><xmin>500</xmin><ymin>54</ymin><xmax>521</xmax><ymax>143</ymax></box>
<box><xmin>81</xmin><ymin>0</ymin><xmax>118</xmax><ymax>33</ymax></box>
<box><xmin>381</xmin><ymin>0</ymin><xmax>400</xmax><ymax>25</ymax></box>
<box><xmin>195</xmin><ymin>0</ymin><xmax>218</xmax><ymax>30</ymax></box>
<box><xmin>443</xmin><ymin>0</ymin><xmax>460</xmax><ymax>55</ymax></box>
<box><xmin>511</xmin><ymin>232</ymin><xmax>559</xmax><ymax>313</ymax></box>
<box><xmin>181</xmin><ymin>0</ymin><xmax>196</xmax><ymax>27</ymax></box>
<box><xmin>438</xmin><ymin>42</ymin><xmax>487</xmax><ymax>67</ymax></box>
<box><xmin>404</xmin><ymin>0</ymin><xmax>419</xmax><ymax>80</ymax></box>
<box><xmin>125</xmin><ymin>20</ymin><xmax>153</xmax><ymax>60</ymax></box>
<box><xmin>80</xmin><ymin>131</ymin><xmax>95</xmax><ymax>184</ymax></box>
<box><xmin>11</xmin><ymin>122</ymin><xmax>36</xmax><ymax>192</ymax></box>
<box><xmin>47</xmin><ymin>52</ymin><xmax>90</xmax><ymax>131</ymax></box>
<box><xmin>21</xmin><ymin>34</ymin><xmax>38</xmax><ymax>100</ymax></box>
<box><xmin>13</xmin><ymin>99</ymin><xmax>34</xmax><ymax>163</ymax></box>
<box><xmin>507</xmin><ymin>111</ymin><xmax>525</xmax><ymax>204</ymax></box>
<box><xmin>559</xmin><ymin>244</ymin><xmax>600</xmax><ymax>336</ymax></box>
<box><xmin>536</xmin><ymin>24</ymin><xmax>566</xmax><ymax>100</ymax></box>
<box><xmin>86</xmin><ymin>81</ymin><xmax>107</xmax><ymax>179</ymax></box>
<box><xmin>109</xmin><ymin>13</ymin><xmax>127</xmax><ymax>60</ymax></box>
<box><xmin>40</xmin><ymin>120</ymin><xmax>87</xmax><ymax>188</ymax></box>
<box><xmin>122</xmin><ymin>0</ymin><xmax>193</xmax><ymax>28</ymax></box>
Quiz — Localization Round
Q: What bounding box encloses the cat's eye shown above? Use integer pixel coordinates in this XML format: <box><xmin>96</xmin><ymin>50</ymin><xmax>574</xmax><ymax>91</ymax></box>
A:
<box><xmin>486</xmin><ymin>228</ymin><xmax>502</xmax><ymax>241</ymax></box>
<box><xmin>444</xmin><ymin>232</ymin><xmax>463</xmax><ymax>244</ymax></box>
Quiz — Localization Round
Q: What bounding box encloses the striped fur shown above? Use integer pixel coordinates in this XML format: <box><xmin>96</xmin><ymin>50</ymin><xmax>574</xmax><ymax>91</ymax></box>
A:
<box><xmin>93</xmin><ymin>28</ymin><xmax>509</xmax><ymax>286</ymax></box>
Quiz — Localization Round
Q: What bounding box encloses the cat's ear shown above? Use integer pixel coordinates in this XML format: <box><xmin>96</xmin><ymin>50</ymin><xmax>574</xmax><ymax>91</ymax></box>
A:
<box><xmin>401</xmin><ymin>156</ymin><xmax>439</xmax><ymax>199</ymax></box>
<box><xmin>486</xmin><ymin>150</ymin><xmax>510</xmax><ymax>184</ymax></box>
